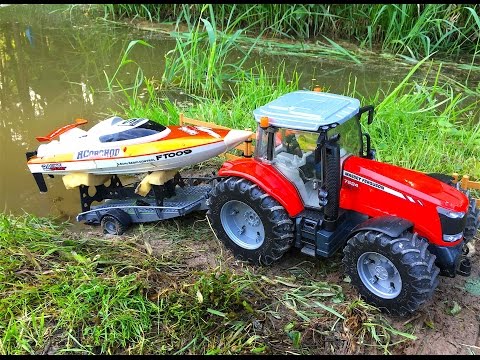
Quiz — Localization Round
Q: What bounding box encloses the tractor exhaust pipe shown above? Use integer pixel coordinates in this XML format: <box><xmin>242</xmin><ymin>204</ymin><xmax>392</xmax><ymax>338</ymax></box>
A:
<box><xmin>323</xmin><ymin>136</ymin><xmax>341</xmax><ymax>231</ymax></box>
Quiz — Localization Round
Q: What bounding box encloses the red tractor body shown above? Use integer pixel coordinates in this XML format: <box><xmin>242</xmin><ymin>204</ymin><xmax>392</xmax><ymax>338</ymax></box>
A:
<box><xmin>340</xmin><ymin>156</ymin><xmax>469</xmax><ymax>247</ymax></box>
<box><xmin>220</xmin><ymin>156</ymin><xmax>469</xmax><ymax>247</ymax></box>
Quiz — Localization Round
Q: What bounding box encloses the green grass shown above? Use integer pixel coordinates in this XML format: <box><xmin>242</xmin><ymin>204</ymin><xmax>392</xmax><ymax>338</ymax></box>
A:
<box><xmin>0</xmin><ymin>214</ymin><xmax>159</xmax><ymax>354</ymax></box>
<box><xmin>0</xmin><ymin>213</ymin><xmax>418</xmax><ymax>354</ymax></box>
<box><xmin>184</xmin><ymin>64</ymin><xmax>301</xmax><ymax>130</ymax></box>
<box><xmin>358</xmin><ymin>59</ymin><xmax>480</xmax><ymax>178</ymax></box>
<box><xmin>118</xmin><ymin>62</ymin><xmax>301</xmax><ymax>131</ymax></box>
<box><xmin>105</xmin><ymin>36</ymin><xmax>303</xmax><ymax>128</ymax></box>
<box><xmin>161</xmin><ymin>4</ymin><xmax>269</xmax><ymax>97</ymax></box>
<box><xmin>0</xmin><ymin>214</ymin><xmax>416</xmax><ymax>354</ymax></box>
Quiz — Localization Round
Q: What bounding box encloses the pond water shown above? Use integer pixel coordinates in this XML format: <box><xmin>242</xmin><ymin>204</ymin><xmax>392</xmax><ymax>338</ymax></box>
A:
<box><xmin>0</xmin><ymin>4</ymin><xmax>477</xmax><ymax>221</ymax></box>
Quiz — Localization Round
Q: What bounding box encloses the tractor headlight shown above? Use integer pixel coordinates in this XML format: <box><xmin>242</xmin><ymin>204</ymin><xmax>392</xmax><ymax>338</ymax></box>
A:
<box><xmin>437</xmin><ymin>207</ymin><xmax>465</xmax><ymax>219</ymax></box>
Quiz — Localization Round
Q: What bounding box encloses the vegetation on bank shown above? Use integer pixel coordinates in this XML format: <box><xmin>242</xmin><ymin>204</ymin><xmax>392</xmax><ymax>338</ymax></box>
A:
<box><xmin>107</xmin><ymin>33</ymin><xmax>480</xmax><ymax>179</ymax></box>
<box><xmin>101</xmin><ymin>4</ymin><xmax>480</xmax><ymax>62</ymax></box>
<box><xmin>366</xmin><ymin>59</ymin><xmax>480</xmax><ymax>178</ymax></box>
<box><xmin>99</xmin><ymin>4</ymin><xmax>480</xmax><ymax>182</ymax></box>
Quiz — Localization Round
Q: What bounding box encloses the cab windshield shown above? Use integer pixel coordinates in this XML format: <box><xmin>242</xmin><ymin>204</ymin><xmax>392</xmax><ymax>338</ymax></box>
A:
<box><xmin>255</xmin><ymin>127</ymin><xmax>318</xmax><ymax>179</ymax></box>
<box><xmin>253</xmin><ymin>118</ymin><xmax>363</xmax><ymax>208</ymax></box>
<box><xmin>254</xmin><ymin>117</ymin><xmax>363</xmax><ymax>167</ymax></box>
<box><xmin>99</xmin><ymin>120</ymin><xmax>167</xmax><ymax>143</ymax></box>
<box><xmin>328</xmin><ymin>117</ymin><xmax>363</xmax><ymax>157</ymax></box>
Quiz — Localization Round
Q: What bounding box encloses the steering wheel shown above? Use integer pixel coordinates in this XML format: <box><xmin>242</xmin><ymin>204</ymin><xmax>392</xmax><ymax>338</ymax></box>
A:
<box><xmin>284</xmin><ymin>133</ymin><xmax>302</xmax><ymax>157</ymax></box>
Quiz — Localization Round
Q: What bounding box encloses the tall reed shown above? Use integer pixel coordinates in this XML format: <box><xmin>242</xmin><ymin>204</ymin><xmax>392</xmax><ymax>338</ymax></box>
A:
<box><xmin>186</xmin><ymin>63</ymin><xmax>302</xmax><ymax>130</ymax></box>
<box><xmin>101</xmin><ymin>4</ymin><xmax>480</xmax><ymax>60</ymax></box>
<box><xmin>161</xmin><ymin>4</ymin><xmax>264</xmax><ymax>97</ymax></box>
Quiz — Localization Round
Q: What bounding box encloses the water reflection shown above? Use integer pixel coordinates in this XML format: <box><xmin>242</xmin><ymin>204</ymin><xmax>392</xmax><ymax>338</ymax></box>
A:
<box><xmin>0</xmin><ymin>4</ymin><xmax>167</xmax><ymax>218</ymax></box>
<box><xmin>0</xmin><ymin>20</ymin><xmax>34</xmax><ymax>118</ymax></box>
<box><xmin>28</xmin><ymin>87</ymin><xmax>46</xmax><ymax>117</ymax></box>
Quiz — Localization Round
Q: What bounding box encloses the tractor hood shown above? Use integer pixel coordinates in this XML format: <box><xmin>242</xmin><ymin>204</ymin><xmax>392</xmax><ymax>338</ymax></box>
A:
<box><xmin>342</xmin><ymin>156</ymin><xmax>468</xmax><ymax>213</ymax></box>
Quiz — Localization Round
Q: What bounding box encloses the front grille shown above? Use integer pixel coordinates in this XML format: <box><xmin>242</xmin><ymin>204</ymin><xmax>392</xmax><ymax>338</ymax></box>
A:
<box><xmin>439</xmin><ymin>212</ymin><xmax>467</xmax><ymax>237</ymax></box>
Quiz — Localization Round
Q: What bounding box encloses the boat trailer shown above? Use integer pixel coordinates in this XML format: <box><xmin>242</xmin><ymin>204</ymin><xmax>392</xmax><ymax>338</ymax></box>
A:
<box><xmin>75</xmin><ymin>172</ymin><xmax>218</xmax><ymax>235</ymax></box>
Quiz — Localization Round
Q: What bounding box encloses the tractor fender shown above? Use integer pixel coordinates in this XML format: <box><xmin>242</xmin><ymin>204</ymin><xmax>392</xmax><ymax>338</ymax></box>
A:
<box><xmin>348</xmin><ymin>215</ymin><xmax>414</xmax><ymax>239</ymax></box>
<box><xmin>218</xmin><ymin>158</ymin><xmax>305</xmax><ymax>217</ymax></box>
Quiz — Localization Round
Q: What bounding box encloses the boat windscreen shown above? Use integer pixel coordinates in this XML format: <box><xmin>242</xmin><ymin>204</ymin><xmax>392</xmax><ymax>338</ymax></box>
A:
<box><xmin>99</xmin><ymin>121</ymin><xmax>167</xmax><ymax>143</ymax></box>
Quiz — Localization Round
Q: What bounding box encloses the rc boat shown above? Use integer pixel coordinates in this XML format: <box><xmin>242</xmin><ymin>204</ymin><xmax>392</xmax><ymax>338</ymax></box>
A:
<box><xmin>26</xmin><ymin>116</ymin><xmax>252</xmax><ymax>192</ymax></box>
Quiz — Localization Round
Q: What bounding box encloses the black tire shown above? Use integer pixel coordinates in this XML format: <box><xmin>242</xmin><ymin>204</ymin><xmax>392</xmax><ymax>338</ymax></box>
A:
<box><xmin>207</xmin><ymin>177</ymin><xmax>294</xmax><ymax>265</ymax></box>
<box><xmin>101</xmin><ymin>215</ymin><xmax>129</xmax><ymax>235</ymax></box>
<box><xmin>464</xmin><ymin>194</ymin><xmax>480</xmax><ymax>241</ymax></box>
<box><xmin>342</xmin><ymin>230</ymin><xmax>440</xmax><ymax>316</ymax></box>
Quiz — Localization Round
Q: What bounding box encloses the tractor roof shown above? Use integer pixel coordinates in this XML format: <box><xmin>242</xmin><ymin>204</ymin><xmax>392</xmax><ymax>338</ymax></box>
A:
<box><xmin>253</xmin><ymin>90</ymin><xmax>360</xmax><ymax>131</ymax></box>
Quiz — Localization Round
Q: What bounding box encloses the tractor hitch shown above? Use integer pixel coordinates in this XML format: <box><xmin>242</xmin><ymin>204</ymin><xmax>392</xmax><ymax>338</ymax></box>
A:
<box><xmin>457</xmin><ymin>257</ymin><xmax>471</xmax><ymax>277</ymax></box>
<box><xmin>429</xmin><ymin>242</ymin><xmax>472</xmax><ymax>278</ymax></box>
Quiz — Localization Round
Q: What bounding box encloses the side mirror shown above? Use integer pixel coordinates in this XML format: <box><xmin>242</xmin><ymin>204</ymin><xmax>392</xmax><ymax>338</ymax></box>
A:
<box><xmin>358</xmin><ymin>105</ymin><xmax>374</xmax><ymax>125</ymax></box>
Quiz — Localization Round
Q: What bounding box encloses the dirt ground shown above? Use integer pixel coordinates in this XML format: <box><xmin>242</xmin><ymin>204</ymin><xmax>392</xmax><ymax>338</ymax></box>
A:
<box><xmin>399</xmin><ymin>243</ymin><xmax>480</xmax><ymax>356</ymax></box>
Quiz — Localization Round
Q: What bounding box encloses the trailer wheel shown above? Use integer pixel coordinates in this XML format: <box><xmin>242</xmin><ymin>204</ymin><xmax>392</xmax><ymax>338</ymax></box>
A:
<box><xmin>101</xmin><ymin>214</ymin><xmax>130</xmax><ymax>235</ymax></box>
<box><xmin>342</xmin><ymin>230</ymin><xmax>440</xmax><ymax>316</ymax></box>
<box><xmin>207</xmin><ymin>177</ymin><xmax>294</xmax><ymax>265</ymax></box>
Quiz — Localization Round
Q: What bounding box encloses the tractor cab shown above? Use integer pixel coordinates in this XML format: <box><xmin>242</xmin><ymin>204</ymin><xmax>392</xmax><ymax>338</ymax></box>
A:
<box><xmin>252</xmin><ymin>90</ymin><xmax>374</xmax><ymax>209</ymax></box>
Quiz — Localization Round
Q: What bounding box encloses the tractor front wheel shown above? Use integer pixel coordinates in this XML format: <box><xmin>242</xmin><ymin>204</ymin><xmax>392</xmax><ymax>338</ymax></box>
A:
<box><xmin>207</xmin><ymin>177</ymin><xmax>294</xmax><ymax>265</ymax></box>
<box><xmin>342</xmin><ymin>230</ymin><xmax>440</xmax><ymax>316</ymax></box>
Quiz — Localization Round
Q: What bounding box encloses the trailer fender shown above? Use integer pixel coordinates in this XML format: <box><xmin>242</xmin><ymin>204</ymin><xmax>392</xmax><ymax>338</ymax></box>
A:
<box><xmin>218</xmin><ymin>158</ymin><xmax>305</xmax><ymax>217</ymax></box>
<box><xmin>348</xmin><ymin>215</ymin><xmax>414</xmax><ymax>239</ymax></box>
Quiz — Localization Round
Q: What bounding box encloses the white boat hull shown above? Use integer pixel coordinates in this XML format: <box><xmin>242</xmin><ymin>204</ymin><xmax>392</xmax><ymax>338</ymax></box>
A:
<box><xmin>28</xmin><ymin>140</ymin><xmax>230</xmax><ymax>175</ymax></box>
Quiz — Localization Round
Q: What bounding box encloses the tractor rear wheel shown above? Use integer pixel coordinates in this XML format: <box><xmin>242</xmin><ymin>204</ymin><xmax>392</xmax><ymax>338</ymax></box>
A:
<box><xmin>207</xmin><ymin>177</ymin><xmax>294</xmax><ymax>265</ymax></box>
<box><xmin>342</xmin><ymin>230</ymin><xmax>440</xmax><ymax>316</ymax></box>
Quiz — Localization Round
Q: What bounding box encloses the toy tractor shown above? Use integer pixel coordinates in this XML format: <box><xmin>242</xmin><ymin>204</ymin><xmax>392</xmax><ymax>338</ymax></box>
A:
<box><xmin>207</xmin><ymin>90</ymin><xmax>480</xmax><ymax>316</ymax></box>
